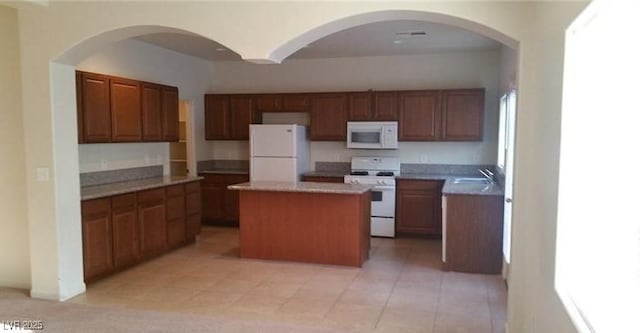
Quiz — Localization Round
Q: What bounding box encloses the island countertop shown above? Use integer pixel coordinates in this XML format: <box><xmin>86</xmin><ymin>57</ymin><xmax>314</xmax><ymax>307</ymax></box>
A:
<box><xmin>228</xmin><ymin>181</ymin><xmax>372</xmax><ymax>194</ymax></box>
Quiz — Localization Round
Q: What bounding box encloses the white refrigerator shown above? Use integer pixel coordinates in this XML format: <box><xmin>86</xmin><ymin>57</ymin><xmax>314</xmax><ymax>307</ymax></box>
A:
<box><xmin>250</xmin><ymin>124</ymin><xmax>310</xmax><ymax>182</ymax></box>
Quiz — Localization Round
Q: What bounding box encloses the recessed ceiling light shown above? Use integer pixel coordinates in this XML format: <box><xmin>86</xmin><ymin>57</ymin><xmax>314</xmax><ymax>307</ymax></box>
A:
<box><xmin>393</xmin><ymin>40</ymin><xmax>404</xmax><ymax>44</ymax></box>
<box><xmin>215</xmin><ymin>47</ymin><xmax>227</xmax><ymax>52</ymax></box>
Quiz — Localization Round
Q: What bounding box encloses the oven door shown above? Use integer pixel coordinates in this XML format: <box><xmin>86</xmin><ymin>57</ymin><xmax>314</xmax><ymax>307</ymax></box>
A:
<box><xmin>370</xmin><ymin>185</ymin><xmax>396</xmax><ymax>218</ymax></box>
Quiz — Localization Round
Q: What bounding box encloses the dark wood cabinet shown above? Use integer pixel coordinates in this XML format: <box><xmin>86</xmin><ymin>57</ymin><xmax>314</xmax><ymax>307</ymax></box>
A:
<box><xmin>373</xmin><ymin>91</ymin><xmax>398</xmax><ymax>120</ymax></box>
<box><xmin>441</xmin><ymin>89</ymin><xmax>484</xmax><ymax>141</ymax></box>
<box><xmin>229</xmin><ymin>95</ymin><xmax>256</xmax><ymax>140</ymax></box>
<box><xmin>111</xmin><ymin>193</ymin><xmax>139</xmax><ymax>269</ymax></box>
<box><xmin>301</xmin><ymin>175</ymin><xmax>345</xmax><ymax>183</ymax></box>
<box><xmin>81</xmin><ymin>180</ymin><xmax>201</xmax><ymax>283</ymax></box>
<box><xmin>81</xmin><ymin>198</ymin><xmax>113</xmax><ymax>282</ymax></box>
<box><xmin>77</xmin><ymin>71</ymin><xmax>178</xmax><ymax>143</ymax></box>
<box><xmin>110</xmin><ymin>78</ymin><xmax>141</xmax><ymax>142</ymax></box>
<box><xmin>347</xmin><ymin>92</ymin><xmax>372</xmax><ymax>121</ymax></box>
<box><xmin>166</xmin><ymin>185</ymin><xmax>186</xmax><ymax>249</ymax></box>
<box><xmin>204</xmin><ymin>94</ymin><xmax>259</xmax><ymax>140</ymax></box>
<box><xmin>310</xmin><ymin>93</ymin><xmax>348</xmax><ymax>141</ymax></box>
<box><xmin>398</xmin><ymin>90</ymin><xmax>441</xmax><ymax>141</ymax></box>
<box><xmin>162</xmin><ymin>86</ymin><xmax>180</xmax><ymax>141</ymax></box>
<box><xmin>78</xmin><ymin>72</ymin><xmax>111</xmax><ymax>143</ymax></box>
<box><xmin>205</xmin><ymin>94</ymin><xmax>230</xmax><ymax>140</ymax></box>
<box><xmin>137</xmin><ymin>188</ymin><xmax>167</xmax><ymax>259</ymax></box>
<box><xmin>443</xmin><ymin>194</ymin><xmax>504</xmax><ymax>274</ymax></box>
<box><xmin>141</xmin><ymin>83</ymin><xmax>163</xmax><ymax>141</ymax></box>
<box><xmin>255</xmin><ymin>93</ymin><xmax>309</xmax><ymax>112</ymax></box>
<box><xmin>185</xmin><ymin>181</ymin><xmax>202</xmax><ymax>241</ymax></box>
<box><xmin>200</xmin><ymin>173</ymin><xmax>249</xmax><ymax>226</ymax></box>
<box><xmin>396</xmin><ymin>179</ymin><xmax>444</xmax><ymax>236</ymax></box>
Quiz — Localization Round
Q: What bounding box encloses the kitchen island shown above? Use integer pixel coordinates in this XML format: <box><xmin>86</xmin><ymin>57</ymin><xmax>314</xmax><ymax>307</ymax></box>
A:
<box><xmin>228</xmin><ymin>181</ymin><xmax>372</xmax><ymax>267</ymax></box>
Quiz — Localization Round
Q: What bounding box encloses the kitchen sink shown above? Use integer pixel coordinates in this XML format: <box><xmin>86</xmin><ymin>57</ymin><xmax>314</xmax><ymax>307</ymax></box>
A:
<box><xmin>452</xmin><ymin>177</ymin><xmax>492</xmax><ymax>185</ymax></box>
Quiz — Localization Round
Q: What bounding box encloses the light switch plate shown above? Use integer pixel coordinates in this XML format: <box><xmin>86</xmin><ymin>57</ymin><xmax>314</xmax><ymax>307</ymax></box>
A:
<box><xmin>36</xmin><ymin>167</ymin><xmax>49</xmax><ymax>182</ymax></box>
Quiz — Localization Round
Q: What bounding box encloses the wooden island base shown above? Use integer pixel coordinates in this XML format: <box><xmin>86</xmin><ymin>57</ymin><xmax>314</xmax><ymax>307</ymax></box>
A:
<box><xmin>238</xmin><ymin>190</ymin><xmax>371</xmax><ymax>267</ymax></box>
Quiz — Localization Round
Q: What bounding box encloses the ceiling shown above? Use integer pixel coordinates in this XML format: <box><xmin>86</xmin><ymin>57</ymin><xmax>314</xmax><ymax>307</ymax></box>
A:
<box><xmin>134</xmin><ymin>20</ymin><xmax>501</xmax><ymax>62</ymax></box>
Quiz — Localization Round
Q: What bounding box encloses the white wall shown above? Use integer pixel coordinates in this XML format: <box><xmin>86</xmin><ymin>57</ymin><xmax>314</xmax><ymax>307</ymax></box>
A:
<box><xmin>207</xmin><ymin>50</ymin><xmax>501</xmax><ymax>166</ymax></box>
<box><xmin>0</xmin><ymin>5</ymin><xmax>30</xmax><ymax>289</ymax></box>
<box><xmin>500</xmin><ymin>45</ymin><xmax>518</xmax><ymax>96</ymax></box>
<box><xmin>77</xmin><ymin>38</ymin><xmax>212</xmax><ymax>174</ymax></box>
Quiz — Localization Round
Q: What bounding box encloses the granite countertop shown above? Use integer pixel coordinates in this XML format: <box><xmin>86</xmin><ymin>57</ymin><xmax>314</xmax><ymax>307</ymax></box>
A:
<box><xmin>82</xmin><ymin>176</ymin><xmax>203</xmax><ymax>200</ymax></box>
<box><xmin>303</xmin><ymin>171</ymin><xmax>503</xmax><ymax>196</ymax></box>
<box><xmin>399</xmin><ymin>173</ymin><xmax>504</xmax><ymax>196</ymax></box>
<box><xmin>228</xmin><ymin>181</ymin><xmax>372</xmax><ymax>194</ymax></box>
<box><xmin>302</xmin><ymin>171</ymin><xmax>348</xmax><ymax>178</ymax></box>
<box><xmin>199</xmin><ymin>169</ymin><xmax>249</xmax><ymax>175</ymax></box>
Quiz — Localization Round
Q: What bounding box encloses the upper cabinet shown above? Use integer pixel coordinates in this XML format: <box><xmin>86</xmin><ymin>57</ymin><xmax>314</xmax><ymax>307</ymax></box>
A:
<box><xmin>76</xmin><ymin>70</ymin><xmax>179</xmax><ymax>144</ymax></box>
<box><xmin>255</xmin><ymin>94</ymin><xmax>310</xmax><ymax>112</ymax></box>
<box><xmin>204</xmin><ymin>94</ymin><xmax>261</xmax><ymax>140</ymax></box>
<box><xmin>398</xmin><ymin>89</ymin><xmax>485</xmax><ymax>141</ymax></box>
<box><xmin>441</xmin><ymin>89</ymin><xmax>484</xmax><ymax>141</ymax></box>
<box><xmin>110</xmin><ymin>77</ymin><xmax>141</xmax><ymax>142</ymax></box>
<box><xmin>202</xmin><ymin>88</ymin><xmax>484</xmax><ymax>142</ymax></box>
<box><xmin>348</xmin><ymin>91</ymin><xmax>398</xmax><ymax>121</ymax></box>
<box><xmin>78</xmin><ymin>72</ymin><xmax>111</xmax><ymax>143</ymax></box>
<box><xmin>398</xmin><ymin>90</ymin><xmax>441</xmax><ymax>141</ymax></box>
<box><xmin>309</xmin><ymin>93</ymin><xmax>348</xmax><ymax>141</ymax></box>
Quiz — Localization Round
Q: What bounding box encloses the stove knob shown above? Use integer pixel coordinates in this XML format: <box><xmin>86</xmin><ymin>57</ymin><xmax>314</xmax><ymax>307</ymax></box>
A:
<box><xmin>378</xmin><ymin>180</ymin><xmax>386</xmax><ymax>185</ymax></box>
<box><xmin>354</xmin><ymin>180</ymin><xmax>360</xmax><ymax>184</ymax></box>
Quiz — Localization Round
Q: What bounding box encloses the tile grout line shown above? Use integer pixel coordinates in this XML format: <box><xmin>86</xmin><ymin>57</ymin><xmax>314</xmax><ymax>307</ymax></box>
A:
<box><xmin>486</xmin><ymin>277</ymin><xmax>496</xmax><ymax>333</ymax></box>
<box><xmin>371</xmin><ymin>244</ymin><xmax>412</xmax><ymax>330</ymax></box>
<box><xmin>431</xmin><ymin>265</ymin><xmax>445</xmax><ymax>333</ymax></box>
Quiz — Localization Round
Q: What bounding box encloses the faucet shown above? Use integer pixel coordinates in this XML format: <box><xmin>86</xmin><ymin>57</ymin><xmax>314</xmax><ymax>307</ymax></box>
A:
<box><xmin>478</xmin><ymin>168</ymin><xmax>495</xmax><ymax>184</ymax></box>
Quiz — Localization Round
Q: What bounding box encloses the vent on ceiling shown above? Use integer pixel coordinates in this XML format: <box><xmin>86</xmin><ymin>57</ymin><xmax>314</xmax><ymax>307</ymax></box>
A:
<box><xmin>395</xmin><ymin>31</ymin><xmax>428</xmax><ymax>37</ymax></box>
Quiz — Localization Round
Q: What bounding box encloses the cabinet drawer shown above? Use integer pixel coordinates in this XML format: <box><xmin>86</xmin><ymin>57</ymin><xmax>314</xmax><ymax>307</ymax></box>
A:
<box><xmin>186</xmin><ymin>191</ymin><xmax>201</xmax><ymax>215</ymax></box>
<box><xmin>111</xmin><ymin>193</ymin><xmax>136</xmax><ymax>211</ymax></box>
<box><xmin>397</xmin><ymin>179</ymin><xmax>443</xmax><ymax>191</ymax></box>
<box><xmin>166</xmin><ymin>184</ymin><xmax>185</xmax><ymax>198</ymax></box>
<box><xmin>185</xmin><ymin>181</ymin><xmax>201</xmax><ymax>193</ymax></box>
<box><xmin>166</xmin><ymin>195</ymin><xmax>185</xmax><ymax>220</ymax></box>
<box><xmin>137</xmin><ymin>188</ymin><xmax>165</xmax><ymax>204</ymax></box>
<box><xmin>82</xmin><ymin>198</ymin><xmax>111</xmax><ymax>218</ymax></box>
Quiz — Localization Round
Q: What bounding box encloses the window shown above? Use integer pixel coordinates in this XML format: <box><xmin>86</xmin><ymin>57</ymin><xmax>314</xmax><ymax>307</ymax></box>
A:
<box><xmin>556</xmin><ymin>1</ymin><xmax>640</xmax><ymax>332</ymax></box>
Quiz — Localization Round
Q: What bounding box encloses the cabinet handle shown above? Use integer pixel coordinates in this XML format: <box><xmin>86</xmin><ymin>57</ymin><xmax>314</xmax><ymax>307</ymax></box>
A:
<box><xmin>505</xmin><ymin>198</ymin><xmax>512</xmax><ymax>203</ymax></box>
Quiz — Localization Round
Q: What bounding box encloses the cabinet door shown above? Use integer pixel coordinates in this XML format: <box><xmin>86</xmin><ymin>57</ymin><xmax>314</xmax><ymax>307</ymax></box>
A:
<box><xmin>111</xmin><ymin>78</ymin><xmax>142</xmax><ymax>142</ymax></box>
<box><xmin>137</xmin><ymin>189</ymin><xmax>167</xmax><ymax>259</ymax></box>
<box><xmin>79</xmin><ymin>72</ymin><xmax>111</xmax><ymax>143</ymax></box>
<box><xmin>204</xmin><ymin>95</ymin><xmax>230</xmax><ymax>140</ymax></box>
<box><xmin>348</xmin><ymin>92</ymin><xmax>372</xmax><ymax>121</ymax></box>
<box><xmin>396</xmin><ymin>189</ymin><xmax>441</xmax><ymax>235</ymax></box>
<box><xmin>81</xmin><ymin>198</ymin><xmax>113</xmax><ymax>281</ymax></box>
<box><xmin>229</xmin><ymin>95</ymin><xmax>255</xmax><ymax>140</ymax></box>
<box><xmin>398</xmin><ymin>91</ymin><xmax>441</xmax><ymax>141</ymax></box>
<box><xmin>255</xmin><ymin>94</ymin><xmax>281</xmax><ymax>112</ymax></box>
<box><xmin>201</xmin><ymin>185</ymin><xmax>224</xmax><ymax>222</ymax></box>
<box><xmin>282</xmin><ymin>94</ymin><xmax>309</xmax><ymax>112</ymax></box>
<box><xmin>373</xmin><ymin>91</ymin><xmax>398</xmax><ymax>120</ymax></box>
<box><xmin>111</xmin><ymin>194</ymin><xmax>139</xmax><ymax>269</ymax></box>
<box><xmin>222</xmin><ymin>186</ymin><xmax>240</xmax><ymax>221</ymax></box>
<box><xmin>186</xmin><ymin>214</ymin><xmax>202</xmax><ymax>241</ymax></box>
<box><xmin>441</xmin><ymin>89</ymin><xmax>484</xmax><ymax>141</ymax></box>
<box><xmin>310</xmin><ymin>93</ymin><xmax>348</xmax><ymax>141</ymax></box>
<box><xmin>162</xmin><ymin>86</ymin><xmax>180</xmax><ymax>141</ymax></box>
<box><xmin>141</xmin><ymin>83</ymin><xmax>163</xmax><ymax>141</ymax></box>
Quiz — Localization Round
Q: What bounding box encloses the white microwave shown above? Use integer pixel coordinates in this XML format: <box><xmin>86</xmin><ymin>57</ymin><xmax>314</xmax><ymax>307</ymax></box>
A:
<box><xmin>347</xmin><ymin>121</ymin><xmax>398</xmax><ymax>149</ymax></box>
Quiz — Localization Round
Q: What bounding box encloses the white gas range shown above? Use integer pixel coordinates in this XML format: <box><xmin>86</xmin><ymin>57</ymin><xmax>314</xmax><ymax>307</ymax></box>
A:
<box><xmin>344</xmin><ymin>157</ymin><xmax>400</xmax><ymax>238</ymax></box>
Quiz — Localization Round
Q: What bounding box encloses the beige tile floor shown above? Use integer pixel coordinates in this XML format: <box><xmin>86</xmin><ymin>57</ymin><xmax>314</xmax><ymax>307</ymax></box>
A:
<box><xmin>68</xmin><ymin>227</ymin><xmax>507</xmax><ymax>333</ymax></box>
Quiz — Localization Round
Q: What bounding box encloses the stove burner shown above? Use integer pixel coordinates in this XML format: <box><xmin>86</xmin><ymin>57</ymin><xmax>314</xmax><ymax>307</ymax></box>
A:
<box><xmin>350</xmin><ymin>171</ymin><xmax>369</xmax><ymax>176</ymax></box>
<box><xmin>376</xmin><ymin>171</ymin><xmax>394</xmax><ymax>176</ymax></box>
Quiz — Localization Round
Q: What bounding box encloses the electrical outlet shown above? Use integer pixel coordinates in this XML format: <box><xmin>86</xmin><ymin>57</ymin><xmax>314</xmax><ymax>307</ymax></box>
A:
<box><xmin>144</xmin><ymin>155</ymin><xmax>151</xmax><ymax>165</ymax></box>
<box><xmin>100</xmin><ymin>159</ymin><xmax>108</xmax><ymax>170</ymax></box>
<box><xmin>420</xmin><ymin>153</ymin><xmax>429</xmax><ymax>163</ymax></box>
<box><xmin>36</xmin><ymin>167</ymin><xmax>49</xmax><ymax>182</ymax></box>
<box><xmin>156</xmin><ymin>154</ymin><xmax>162</xmax><ymax>164</ymax></box>
<box><xmin>335</xmin><ymin>153</ymin><xmax>341</xmax><ymax>161</ymax></box>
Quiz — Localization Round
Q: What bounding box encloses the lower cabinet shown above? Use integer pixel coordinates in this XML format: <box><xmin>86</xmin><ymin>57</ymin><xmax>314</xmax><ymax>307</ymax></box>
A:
<box><xmin>200</xmin><ymin>173</ymin><xmax>249</xmax><ymax>226</ymax></box>
<box><xmin>81</xmin><ymin>180</ymin><xmax>201</xmax><ymax>283</ymax></box>
<box><xmin>396</xmin><ymin>179</ymin><xmax>444</xmax><ymax>236</ymax></box>
<box><xmin>81</xmin><ymin>198</ymin><xmax>113</xmax><ymax>282</ymax></box>
<box><xmin>111</xmin><ymin>193</ymin><xmax>139</xmax><ymax>269</ymax></box>
<box><xmin>137</xmin><ymin>188</ymin><xmax>167</xmax><ymax>259</ymax></box>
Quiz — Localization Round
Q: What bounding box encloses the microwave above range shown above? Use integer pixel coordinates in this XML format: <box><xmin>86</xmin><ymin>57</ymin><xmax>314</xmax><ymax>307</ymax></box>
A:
<box><xmin>347</xmin><ymin>121</ymin><xmax>398</xmax><ymax>149</ymax></box>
